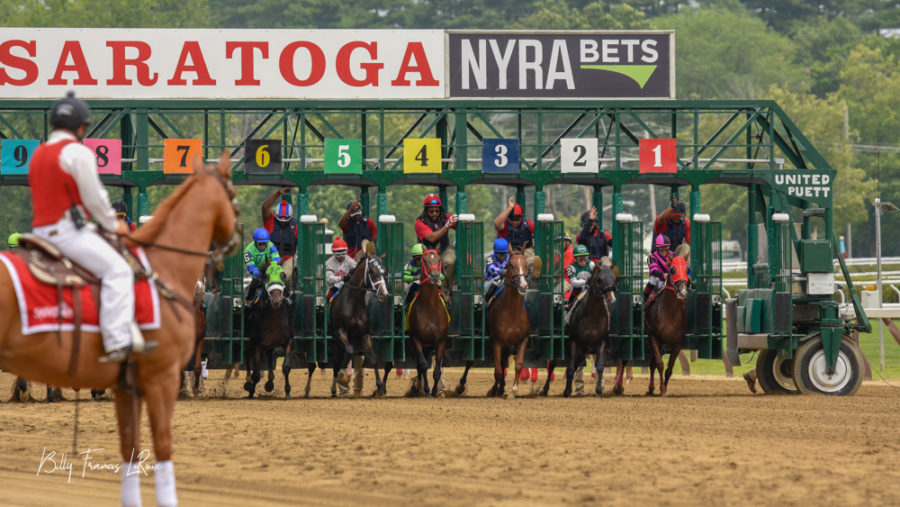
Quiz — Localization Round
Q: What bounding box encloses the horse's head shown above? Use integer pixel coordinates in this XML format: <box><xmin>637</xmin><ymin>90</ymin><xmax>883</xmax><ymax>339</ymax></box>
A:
<box><xmin>589</xmin><ymin>262</ymin><xmax>618</xmax><ymax>307</ymax></box>
<box><xmin>195</xmin><ymin>151</ymin><xmax>240</xmax><ymax>265</ymax></box>
<box><xmin>420</xmin><ymin>249</ymin><xmax>442</xmax><ymax>286</ymax></box>
<box><xmin>193</xmin><ymin>279</ymin><xmax>205</xmax><ymax>306</ymax></box>
<box><xmin>364</xmin><ymin>253</ymin><xmax>390</xmax><ymax>302</ymax></box>
<box><xmin>265</xmin><ymin>264</ymin><xmax>287</xmax><ymax>308</ymax></box>
<box><xmin>669</xmin><ymin>256</ymin><xmax>690</xmax><ymax>300</ymax></box>
<box><xmin>505</xmin><ymin>247</ymin><xmax>528</xmax><ymax>295</ymax></box>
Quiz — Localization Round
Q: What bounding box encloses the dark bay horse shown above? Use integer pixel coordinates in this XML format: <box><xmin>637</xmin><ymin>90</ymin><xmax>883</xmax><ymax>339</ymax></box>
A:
<box><xmin>406</xmin><ymin>249</ymin><xmax>449</xmax><ymax>397</ymax></box>
<box><xmin>323</xmin><ymin>252</ymin><xmax>390</xmax><ymax>397</ymax></box>
<box><xmin>0</xmin><ymin>152</ymin><xmax>238</xmax><ymax>505</ymax></box>
<box><xmin>615</xmin><ymin>256</ymin><xmax>689</xmax><ymax>396</ymax></box>
<box><xmin>542</xmin><ymin>263</ymin><xmax>617</xmax><ymax>397</ymax></box>
<box><xmin>457</xmin><ymin>249</ymin><xmax>530</xmax><ymax>398</ymax></box>
<box><xmin>243</xmin><ymin>264</ymin><xmax>294</xmax><ymax>399</ymax></box>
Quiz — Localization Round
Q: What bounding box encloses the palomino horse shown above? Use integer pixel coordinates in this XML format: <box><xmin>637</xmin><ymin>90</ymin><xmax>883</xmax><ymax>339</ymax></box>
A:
<box><xmin>0</xmin><ymin>152</ymin><xmax>238</xmax><ymax>506</ymax></box>
<box><xmin>406</xmin><ymin>249</ymin><xmax>449</xmax><ymax>397</ymax></box>
<box><xmin>243</xmin><ymin>264</ymin><xmax>294</xmax><ymax>399</ymax></box>
<box><xmin>320</xmin><ymin>252</ymin><xmax>390</xmax><ymax>397</ymax></box>
<box><xmin>457</xmin><ymin>249</ymin><xmax>530</xmax><ymax>398</ymax></box>
<box><xmin>614</xmin><ymin>256</ymin><xmax>690</xmax><ymax>396</ymax></box>
<box><xmin>542</xmin><ymin>263</ymin><xmax>617</xmax><ymax>397</ymax></box>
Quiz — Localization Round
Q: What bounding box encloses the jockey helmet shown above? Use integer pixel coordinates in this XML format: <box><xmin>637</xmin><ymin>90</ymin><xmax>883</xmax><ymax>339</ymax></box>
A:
<box><xmin>509</xmin><ymin>204</ymin><xmax>523</xmax><ymax>218</ymax></box>
<box><xmin>111</xmin><ymin>199</ymin><xmax>127</xmax><ymax>216</ymax></box>
<box><xmin>331</xmin><ymin>237</ymin><xmax>348</xmax><ymax>254</ymax></box>
<box><xmin>410</xmin><ymin>243</ymin><xmax>424</xmax><ymax>257</ymax></box>
<box><xmin>671</xmin><ymin>200</ymin><xmax>686</xmax><ymax>217</ymax></box>
<box><xmin>423</xmin><ymin>193</ymin><xmax>441</xmax><ymax>208</ymax></box>
<box><xmin>656</xmin><ymin>234</ymin><xmax>671</xmax><ymax>249</ymax></box>
<box><xmin>274</xmin><ymin>200</ymin><xmax>292</xmax><ymax>221</ymax></box>
<box><xmin>7</xmin><ymin>232</ymin><xmax>22</xmax><ymax>248</ymax></box>
<box><xmin>563</xmin><ymin>232</ymin><xmax>572</xmax><ymax>243</ymax></box>
<box><xmin>573</xmin><ymin>244</ymin><xmax>589</xmax><ymax>257</ymax></box>
<box><xmin>50</xmin><ymin>91</ymin><xmax>92</xmax><ymax>131</ymax></box>
<box><xmin>252</xmin><ymin>228</ymin><xmax>269</xmax><ymax>243</ymax></box>
<box><xmin>493</xmin><ymin>238</ymin><xmax>510</xmax><ymax>254</ymax></box>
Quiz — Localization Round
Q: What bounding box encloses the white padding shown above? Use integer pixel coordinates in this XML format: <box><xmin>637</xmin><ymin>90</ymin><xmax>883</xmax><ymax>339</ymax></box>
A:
<box><xmin>459</xmin><ymin>213</ymin><xmax>476</xmax><ymax>222</ymax></box>
<box><xmin>616</xmin><ymin>213</ymin><xmax>635</xmax><ymax>223</ymax></box>
<box><xmin>537</xmin><ymin>213</ymin><xmax>555</xmax><ymax>222</ymax></box>
<box><xmin>138</xmin><ymin>215</ymin><xmax>153</xmax><ymax>225</ymax></box>
<box><xmin>300</xmin><ymin>214</ymin><xmax>318</xmax><ymax>224</ymax></box>
<box><xmin>378</xmin><ymin>214</ymin><xmax>396</xmax><ymax>223</ymax></box>
<box><xmin>772</xmin><ymin>212</ymin><xmax>790</xmax><ymax>224</ymax></box>
<box><xmin>693</xmin><ymin>213</ymin><xmax>710</xmax><ymax>223</ymax></box>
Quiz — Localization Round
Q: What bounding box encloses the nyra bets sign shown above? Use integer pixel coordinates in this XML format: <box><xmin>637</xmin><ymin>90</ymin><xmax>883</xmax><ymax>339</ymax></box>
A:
<box><xmin>0</xmin><ymin>28</ymin><xmax>444</xmax><ymax>99</ymax></box>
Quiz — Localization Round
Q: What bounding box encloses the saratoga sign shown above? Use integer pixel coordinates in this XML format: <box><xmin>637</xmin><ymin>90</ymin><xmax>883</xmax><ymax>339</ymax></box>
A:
<box><xmin>0</xmin><ymin>28</ymin><xmax>674</xmax><ymax>100</ymax></box>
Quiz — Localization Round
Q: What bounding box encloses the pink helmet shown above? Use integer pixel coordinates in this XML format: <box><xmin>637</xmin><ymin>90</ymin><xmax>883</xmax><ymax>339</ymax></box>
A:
<box><xmin>655</xmin><ymin>235</ymin><xmax>671</xmax><ymax>248</ymax></box>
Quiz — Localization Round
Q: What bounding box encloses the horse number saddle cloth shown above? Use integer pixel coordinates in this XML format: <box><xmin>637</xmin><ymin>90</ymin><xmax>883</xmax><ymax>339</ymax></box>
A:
<box><xmin>0</xmin><ymin>236</ymin><xmax>161</xmax><ymax>336</ymax></box>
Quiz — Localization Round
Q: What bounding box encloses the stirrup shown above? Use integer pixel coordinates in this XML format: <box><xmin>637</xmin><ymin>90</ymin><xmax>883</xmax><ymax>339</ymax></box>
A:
<box><xmin>99</xmin><ymin>341</ymin><xmax>159</xmax><ymax>363</ymax></box>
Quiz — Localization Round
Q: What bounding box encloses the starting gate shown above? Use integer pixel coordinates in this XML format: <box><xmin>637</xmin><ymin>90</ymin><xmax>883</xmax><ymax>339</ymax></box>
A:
<box><xmin>371</xmin><ymin>217</ymin><xmax>406</xmax><ymax>361</ymax></box>
<box><xmin>686</xmin><ymin>216</ymin><xmax>724</xmax><ymax>358</ymax></box>
<box><xmin>529</xmin><ymin>217</ymin><xmax>566</xmax><ymax>361</ymax></box>
<box><xmin>451</xmin><ymin>217</ymin><xmax>487</xmax><ymax>361</ymax></box>
<box><xmin>610</xmin><ymin>215</ymin><xmax>645</xmax><ymax>362</ymax></box>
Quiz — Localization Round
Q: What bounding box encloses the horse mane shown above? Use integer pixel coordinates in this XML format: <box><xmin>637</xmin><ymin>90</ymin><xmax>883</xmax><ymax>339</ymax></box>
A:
<box><xmin>131</xmin><ymin>176</ymin><xmax>199</xmax><ymax>244</ymax></box>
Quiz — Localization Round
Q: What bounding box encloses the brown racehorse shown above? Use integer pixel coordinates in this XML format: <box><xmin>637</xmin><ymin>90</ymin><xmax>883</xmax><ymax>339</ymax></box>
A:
<box><xmin>541</xmin><ymin>263</ymin><xmax>617</xmax><ymax>397</ymax></box>
<box><xmin>457</xmin><ymin>249</ymin><xmax>530</xmax><ymax>398</ymax></box>
<box><xmin>0</xmin><ymin>152</ymin><xmax>238</xmax><ymax>505</ymax></box>
<box><xmin>406</xmin><ymin>249</ymin><xmax>449</xmax><ymax>397</ymax></box>
<box><xmin>614</xmin><ymin>255</ymin><xmax>689</xmax><ymax>396</ymax></box>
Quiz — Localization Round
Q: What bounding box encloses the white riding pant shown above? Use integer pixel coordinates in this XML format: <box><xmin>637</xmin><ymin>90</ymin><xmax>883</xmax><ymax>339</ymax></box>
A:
<box><xmin>33</xmin><ymin>218</ymin><xmax>134</xmax><ymax>352</ymax></box>
<box><xmin>648</xmin><ymin>275</ymin><xmax>666</xmax><ymax>291</ymax></box>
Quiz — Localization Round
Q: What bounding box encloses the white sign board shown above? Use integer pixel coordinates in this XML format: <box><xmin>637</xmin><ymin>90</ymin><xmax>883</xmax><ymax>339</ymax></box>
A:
<box><xmin>560</xmin><ymin>138</ymin><xmax>599</xmax><ymax>173</ymax></box>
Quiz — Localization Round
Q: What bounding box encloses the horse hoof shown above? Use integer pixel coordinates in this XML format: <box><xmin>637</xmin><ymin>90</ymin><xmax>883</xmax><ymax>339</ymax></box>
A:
<box><xmin>284</xmin><ymin>394</ymin><xmax>292</xmax><ymax>400</ymax></box>
<box><xmin>243</xmin><ymin>381</ymin><xmax>252</xmax><ymax>392</ymax></box>
<box><xmin>563</xmin><ymin>389</ymin><xmax>571</xmax><ymax>398</ymax></box>
<box><xmin>264</xmin><ymin>381</ymin><xmax>275</xmax><ymax>392</ymax></box>
<box><xmin>504</xmin><ymin>391</ymin><xmax>516</xmax><ymax>399</ymax></box>
<box><xmin>612</xmin><ymin>385</ymin><xmax>624</xmax><ymax>396</ymax></box>
<box><xmin>455</xmin><ymin>384</ymin><xmax>466</xmax><ymax>396</ymax></box>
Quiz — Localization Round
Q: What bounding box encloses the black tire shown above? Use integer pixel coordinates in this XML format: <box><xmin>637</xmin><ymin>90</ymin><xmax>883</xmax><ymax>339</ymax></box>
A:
<box><xmin>792</xmin><ymin>335</ymin><xmax>863</xmax><ymax>396</ymax></box>
<box><xmin>755</xmin><ymin>349</ymin><xmax>799</xmax><ymax>394</ymax></box>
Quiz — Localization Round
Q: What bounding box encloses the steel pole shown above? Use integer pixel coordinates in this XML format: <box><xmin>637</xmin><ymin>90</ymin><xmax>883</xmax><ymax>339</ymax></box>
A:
<box><xmin>876</xmin><ymin>198</ymin><xmax>884</xmax><ymax>371</ymax></box>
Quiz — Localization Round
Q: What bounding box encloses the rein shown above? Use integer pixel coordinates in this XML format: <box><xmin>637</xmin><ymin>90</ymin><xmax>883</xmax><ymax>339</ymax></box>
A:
<box><xmin>419</xmin><ymin>249</ymin><xmax>442</xmax><ymax>285</ymax></box>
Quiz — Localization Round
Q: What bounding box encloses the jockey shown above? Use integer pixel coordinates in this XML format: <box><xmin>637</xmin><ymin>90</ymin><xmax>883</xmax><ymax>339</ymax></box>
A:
<box><xmin>262</xmin><ymin>187</ymin><xmax>298</xmax><ymax>287</ymax></box>
<box><xmin>562</xmin><ymin>231</ymin><xmax>575</xmax><ymax>297</ymax></box>
<box><xmin>29</xmin><ymin>91</ymin><xmax>154</xmax><ymax>363</ymax></box>
<box><xmin>414</xmin><ymin>193</ymin><xmax>457</xmax><ymax>292</ymax></box>
<box><xmin>654</xmin><ymin>198</ymin><xmax>691</xmax><ymax>263</ymax></box>
<box><xmin>494</xmin><ymin>196</ymin><xmax>542</xmax><ymax>280</ymax></box>
<box><xmin>566</xmin><ymin>245</ymin><xmax>595</xmax><ymax>307</ymax></box>
<box><xmin>340</xmin><ymin>199</ymin><xmax>378</xmax><ymax>260</ymax></box>
<box><xmin>243</xmin><ymin>228</ymin><xmax>280</xmax><ymax>279</ymax></box>
<box><xmin>483</xmin><ymin>238</ymin><xmax>510</xmax><ymax>303</ymax></box>
<box><xmin>577</xmin><ymin>206</ymin><xmax>613</xmax><ymax>266</ymax></box>
<box><xmin>111</xmin><ymin>200</ymin><xmax>136</xmax><ymax>232</ymax></box>
<box><xmin>325</xmin><ymin>237</ymin><xmax>357</xmax><ymax>301</ymax></box>
<box><xmin>644</xmin><ymin>235</ymin><xmax>675</xmax><ymax>302</ymax></box>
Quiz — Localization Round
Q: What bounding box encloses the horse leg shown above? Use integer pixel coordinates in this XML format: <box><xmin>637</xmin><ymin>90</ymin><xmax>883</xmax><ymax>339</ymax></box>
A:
<box><xmin>647</xmin><ymin>338</ymin><xmax>663</xmax><ymax>396</ymax></box>
<box><xmin>282</xmin><ymin>342</ymin><xmax>293</xmax><ymax>400</ymax></box>
<box><xmin>362</xmin><ymin>334</ymin><xmax>384</xmax><ymax>397</ymax></box>
<box><xmin>242</xmin><ymin>341</ymin><xmax>255</xmax><ymax>395</ymax></box>
<box><xmin>304</xmin><ymin>363</ymin><xmax>316</xmax><ymax>398</ymax></box>
<box><xmin>564</xmin><ymin>342</ymin><xmax>579</xmax><ymax>398</ymax></box>
<box><xmin>143</xmin><ymin>367</ymin><xmax>181</xmax><ymax>507</ymax></box>
<box><xmin>247</xmin><ymin>345</ymin><xmax>262</xmax><ymax>399</ymax></box>
<box><xmin>411</xmin><ymin>339</ymin><xmax>428</xmax><ymax>397</ymax></box>
<box><xmin>264</xmin><ymin>349</ymin><xmax>276</xmax><ymax>393</ymax></box>
<box><xmin>455</xmin><ymin>361</ymin><xmax>473</xmax><ymax>396</ymax></box>
<box><xmin>509</xmin><ymin>339</ymin><xmax>527</xmax><ymax>398</ymax></box>
<box><xmin>382</xmin><ymin>360</ymin><xmax>393</xmax><ymax>396</ymax></box>
<box><xmin>613</xmin><ymin>360</ymin><xmax>627</xmax><ymax>395</ymax></box>
<box><xmin>540</xmin><ymin>361</ymin><xmax>553</xmax><ymax>397</ymax></box>
<box><xmin>431</xmin><ymin>341</ymin><xmax>446</xmax><ymax>397</ymax></box>
<box><xmin>662</xmin><ymin>346</ymin><xmax>682</xmax><ymax>396</ymax></box>
<box><xmin>421</xmin><ymin>349</ymin><xmax>433</xmax><ymax>397</ymax></box>
<box><xmin>489</xmin><ymin>343</ymin><xmax>503</xmax><ymax>397</ymax></box>
<box><xmin>331</xmin><ymin>348</ymin><xmax>347</xmax><ymax>398</ymax></box>
<box><xmin>594</xmin><ymin>342</ymin><xmax>606</xmax><ymax>397</ymax></box>
<box><xmin>114</xmin><ymin>383</ymin><xmax>144</xmax><ymax>507</ymax></box>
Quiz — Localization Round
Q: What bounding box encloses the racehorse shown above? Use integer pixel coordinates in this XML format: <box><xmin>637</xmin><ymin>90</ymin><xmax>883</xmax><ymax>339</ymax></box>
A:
<box><xmin>406</xmin><ymin>249</ymin><xmax>449</xmax><ymax>397</ymax></box>
<box><xmin>243</xmin><ymin>264</ymin><xmax>294</xmax><ymax>399</ymax></box>
<box><xmin>614</xmin><ymin>255</ymin><xmax>689</xmax><ymax>396</ymax></box>
<box><xmin>0</xmin><ymin>152</ymin><xmax>237</xmax><ymax>506</ymax></box>
<box><xmin>181</xmin><ymin>279</ymin><xmax>208</xmax><ymax>398</ymax></box>
<box><xmin>541</xmin><ymin>263</ymin><xmax>617</xmax><ymax>397</ymax></box>
<box><xmin>326</xmin><ymin>252</ymin><xmax>390</xmax><ymax>397</ymax></box>
<box><xmin>456</xmin><ymin>249</ymin><xmax>530</xmax><ymax>398</ymax></box>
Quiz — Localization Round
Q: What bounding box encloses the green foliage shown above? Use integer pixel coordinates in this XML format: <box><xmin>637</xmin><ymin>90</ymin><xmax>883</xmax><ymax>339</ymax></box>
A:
<box><xmin>0</xmin><ymin>0</ymin><xmax>212</xmax><ymax>27</ymax></box>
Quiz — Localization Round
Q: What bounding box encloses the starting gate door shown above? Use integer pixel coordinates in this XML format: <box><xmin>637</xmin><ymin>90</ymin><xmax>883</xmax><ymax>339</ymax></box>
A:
<box><xmin>297</xmin><ymin>216</ymin><xmax>328</xmax><ymax>363</ymax></box>
<box><xmin>610</xmin><ymin>215</ymin><xmax>645</xmax><ymax>361</ymax></box>
<box><xmin>686</xmin><ymin>216</ymin><xmax>724</xmax><ymax>358</ymax></box>
<box><xmin>530</xmin><ymin>217</ymin><xmax>566</xmax><ymax>361</ymax></box>
<box><xmin>452</xmin><ymin>217</ymin><xmax>486</xmax><ymax>361</ymax></box>
<box><xmin>207</xmin><ymin>223</ymin><xmax>248</xmax><ymax>366</ymax></box>
<box><xmin>372</xmin><ymin>218</ymin><xmax>406</xmax><ymax>362</ymax></box>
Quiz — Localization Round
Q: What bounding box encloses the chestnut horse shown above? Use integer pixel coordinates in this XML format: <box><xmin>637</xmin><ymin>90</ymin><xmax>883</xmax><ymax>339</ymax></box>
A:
<box><xmin>0</xmin><ymin>153</ymin><xmax>238</xmax><ymax>505</ymax></box>
<box><xmin>406</xmin><ymin>249</ymin><xmax>449</xmax><ymax>397</ymax></box>
<box><xmin>456</xmin><ymin>249</ymin><xmax>530</xmax><ymax>398</ymax></box>
<box><xmin>614</xmin><ymin>255</ymin><xmax>689</xmax><ymax>396</ymax></box>
<box><xmin>541</xmin><ymin>263</ymin><xmax>617</xmax><ymax>397</ymax></box>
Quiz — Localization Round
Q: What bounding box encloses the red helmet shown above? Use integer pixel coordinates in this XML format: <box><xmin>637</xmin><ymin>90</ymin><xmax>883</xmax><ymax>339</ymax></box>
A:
<box><xmin>510</xmin><ymin>204</ymin><xmax>523</xmax><ymax>217</ymax></box>
<box><xmin>423</xmin><ymin>193</ymin><xmax>441</xmax><ymax>208</ymax></box>
<box><xmin>331</xmin><ymin>237</ymin><xmax>348</xmax><ymax>253</ymax></box>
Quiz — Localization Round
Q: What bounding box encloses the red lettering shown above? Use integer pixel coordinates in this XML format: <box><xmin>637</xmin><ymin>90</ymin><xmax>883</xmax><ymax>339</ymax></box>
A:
<box><xmin>279</xmin><ymin>41</ymin><xmax>325</xmax><ymax>87</ymax></box>
<box><xmin>167</xmin><ymin>41</ymin><xmax>216</xmax><ymax>86</ymax></box>
<box><xmin>48</xmin><ymin>41</ymin><xmax>98</xmax><ymax>86</ymax></box>
<box><xmin>336</xmin><ymin>41</ymin><xmax>382</xmax><ymax>87</ymax></box>
<box><xmin>0</xmin><ymin>40</ymin><xmax>38</xmax><ymax>86</ymax></box>
<box><xmin>226</xmin><ymin>41</ymin><xmax>268</xmax><ymax>86</ymax></box>
<box><xmin>390</xmin><ymin>42</ymin><xmax>438</xmax><ymax>87</ymax></box>
<box><xmin>106</xmin><ymin>41</ymin><xmax>158</xmax><ymax>86</ymax></box>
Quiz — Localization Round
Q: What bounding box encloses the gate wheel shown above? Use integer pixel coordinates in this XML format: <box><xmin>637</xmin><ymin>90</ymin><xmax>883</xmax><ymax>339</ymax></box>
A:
<box><xmin>754</xmin><ymin>349</ymin><xmax>798</xmax><ymax>394</ymax></box>
<box><xmin>792</xmin><ymin>335</ymin><xmax>863</xmax><ymax>396</ymax></box>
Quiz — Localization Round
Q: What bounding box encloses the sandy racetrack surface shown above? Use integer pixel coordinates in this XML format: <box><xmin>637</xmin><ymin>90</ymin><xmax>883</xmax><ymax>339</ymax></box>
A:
<box><xmin>2</xmin><ymin>367</ymin><xmax>900</xmax><ymax>506</ymax></box>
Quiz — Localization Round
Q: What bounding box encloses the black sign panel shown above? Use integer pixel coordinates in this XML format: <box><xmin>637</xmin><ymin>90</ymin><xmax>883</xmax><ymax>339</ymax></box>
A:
<box><xmin>448</xmin><ymin>31</ymin><xmax>673</xmax><ymax>99</ymax></box>
<box><xmin>244</xmin><ymin>139</ymin><xmax>282</xmax><ymax>174</ymax></box>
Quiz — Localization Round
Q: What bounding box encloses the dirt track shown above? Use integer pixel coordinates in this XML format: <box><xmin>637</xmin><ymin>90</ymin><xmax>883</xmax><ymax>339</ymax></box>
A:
<box><xmin>2</xmin><ymin>368</ymin><xmax>900</xmax><ymax>506</ymax></box>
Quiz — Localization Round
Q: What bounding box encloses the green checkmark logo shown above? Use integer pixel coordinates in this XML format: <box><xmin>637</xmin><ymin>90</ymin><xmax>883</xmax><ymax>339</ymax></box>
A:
<box><xmin>581</xmin><ymin>65</ymin><xmax>657</xmax><ymax>89</ymax></box>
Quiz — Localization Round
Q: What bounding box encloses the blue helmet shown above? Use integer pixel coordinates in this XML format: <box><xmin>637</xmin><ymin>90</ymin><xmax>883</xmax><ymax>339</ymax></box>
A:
<box><xmin>252</xmin><ymin>228</ymin><xmax>269</xmax><ymax>243</ymax></box>
<box><xmin>493</xmin><ymin>238</ymin><xmax>510</xmax><ymax>253</ymax></box>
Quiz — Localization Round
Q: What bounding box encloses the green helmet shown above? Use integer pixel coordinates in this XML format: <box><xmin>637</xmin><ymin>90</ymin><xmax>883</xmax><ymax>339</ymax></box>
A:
<box><xmin>573</xmin><ymin>244</ymin><xmax>589</xmax><ymax>257</ymax></box>
<box><xmin>7</xmin><ymin>232</ymin><xmax>22</xmax><ymax>248</ymax></box>
<box><xmin>411</xmin><ymin>243</ymin><xmax>424</xmax><ymax>256</ymax></box>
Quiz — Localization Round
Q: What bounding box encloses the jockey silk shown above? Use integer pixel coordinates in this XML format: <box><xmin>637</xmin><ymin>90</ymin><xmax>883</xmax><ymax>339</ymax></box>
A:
<box><xmin>29</xmin><ymin>138</ymin><xmax>87</xmax><ymax>227</ymax></box>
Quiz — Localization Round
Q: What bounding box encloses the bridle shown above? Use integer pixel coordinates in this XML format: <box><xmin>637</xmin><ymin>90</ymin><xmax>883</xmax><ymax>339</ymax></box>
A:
<box><xmin>347</xmin><ymin>255</ymin><xmax>387</xmax><ymax>294</ymax></box>
<box><xmin>503</xmin><ymin>251</ymin><xmax>528</xmax><ymax>295</ymax></box>
<box><xmin>419</xmin><ymin>249</ymin><xmax>442</xmax><ymax>284</ymax></box>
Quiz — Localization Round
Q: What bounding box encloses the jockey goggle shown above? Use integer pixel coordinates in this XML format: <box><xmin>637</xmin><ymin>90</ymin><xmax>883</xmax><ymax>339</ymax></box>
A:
<box><xmin>334</xmin><ymin>249</ymin><xmax>347</xmax><ymax>257</ymax></box>
<box><xmin>424</xmin><ymin>198</ymin><xmax>440</xmax><ymax>207</ymax></box>
<box><xmin>116</xmin><ymin>212</ymin><xmax>127</xmax><ymax>219</ymax></box>
<box><xmin>255</xmin><ymin>241</ymin><xmax>267</xmax><ymax>248</ymax></box>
